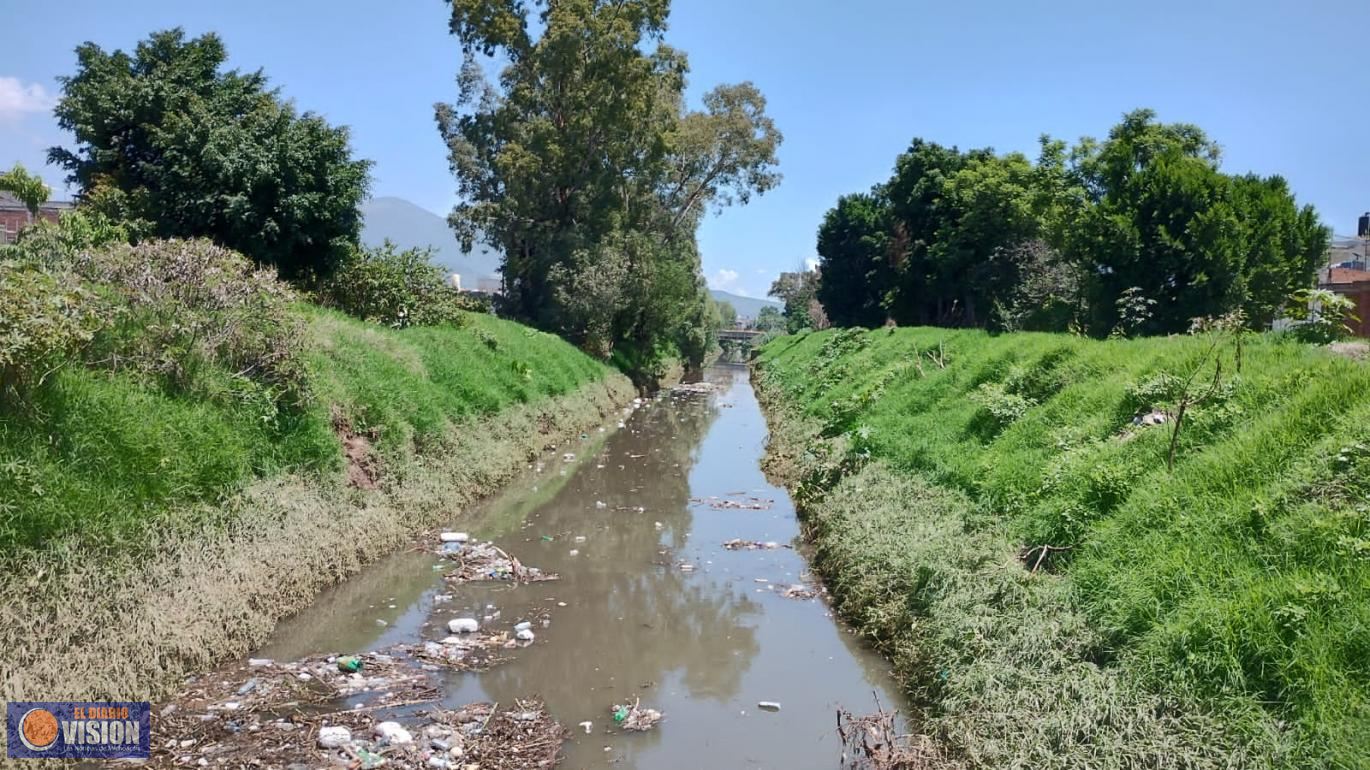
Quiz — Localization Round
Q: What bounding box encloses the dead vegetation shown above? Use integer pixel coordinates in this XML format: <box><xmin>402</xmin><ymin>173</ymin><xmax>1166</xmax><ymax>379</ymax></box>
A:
<box><xmin>443</xmin><ymin>700</ymin><xmax>568</xmax><ymax>769</ymax></box>
<box><xmin>150</xmin><ymin>653</ymin><xmax>567</xmax><ymax>769</ymax></box>
<box><xmin>837</xmin><ymin>702</ymin><xmax>947</xmax><ymax>770</ymax></box>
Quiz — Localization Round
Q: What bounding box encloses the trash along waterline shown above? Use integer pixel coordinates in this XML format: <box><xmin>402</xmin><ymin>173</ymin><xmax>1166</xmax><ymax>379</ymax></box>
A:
<box><xmin>166</xmin><ymin>364</ymin><xmax>907</xmax><ymax>769</ymax></box>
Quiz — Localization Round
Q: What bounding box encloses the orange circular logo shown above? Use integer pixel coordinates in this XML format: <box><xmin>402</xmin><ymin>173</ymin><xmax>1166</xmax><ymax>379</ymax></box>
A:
<box><xmin>19</xmin><ymin>708</ymin><xmax>59</xmax><ymax>751</ymax></box>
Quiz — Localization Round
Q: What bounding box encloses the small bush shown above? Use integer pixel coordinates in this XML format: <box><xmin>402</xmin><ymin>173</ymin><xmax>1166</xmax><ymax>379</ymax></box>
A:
<box><xmin>74</xmin><ymin>239</ymin><xmax>309</xmax><ymax>405</ymax></box>
<box><xmin>0</xmin><ymin>209</ymin><xmax>129</xmax><ymax>269</ymax></box>
<box><xmin>320</xmin><ymin>241</ymin><xmax>478</xmax><ymax>328</ymax></box>
<box><xmin>1284</xmin><ymin>289</ymin><xmax>1357</xmax><ymax>344</ymax></box>
<box><xmin>969</xmin><ymin>381</ymin><xmax>1034</xmax><ymax>433</ymax></box>
<box><xmin>0</xmin><ymin>261</ymin><xmax>104</xmax><ymax>399</ymax></box>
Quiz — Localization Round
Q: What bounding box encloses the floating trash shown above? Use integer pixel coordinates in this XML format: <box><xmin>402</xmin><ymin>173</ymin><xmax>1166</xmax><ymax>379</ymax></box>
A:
<box><xmin>722</xmin><ymin>539</ymin><xmax>787</xmax><ymax>551</ymax></box>
<box><xmin>611</xmin><ymin>698</ymin><xmax>663</xmax><ymax>732</ymax></box>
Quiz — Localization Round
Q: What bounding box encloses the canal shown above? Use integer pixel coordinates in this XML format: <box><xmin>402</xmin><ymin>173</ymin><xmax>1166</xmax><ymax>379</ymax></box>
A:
<box><xmin>255</xmin><ymin>363</ymin><xmax>904</xmax><ymax>769</ymax></box>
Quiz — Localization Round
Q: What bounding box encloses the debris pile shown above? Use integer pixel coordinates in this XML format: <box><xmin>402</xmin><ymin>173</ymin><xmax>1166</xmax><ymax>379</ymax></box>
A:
<box><xmin>1132</xmin><ymin>409</ymin><xmax>1169</xmax><ymax>426</ymax></box>
<box><xmin>671</xmin><ymin>381</ymin><xmax>717</xmax><ymax>394</ymax></box>
<box><xmin>778</xmin><ymin>583</ymin><xmax>821</xmax><ymax>600</ymax></box>
<box><xmin>438</xmin><ymin>540</ymin><xmax>559</xmax><ymax>584</ymax></box>
<box><xmin>836</xmin><ymin>704</ymin><xmax>944</xmax><ymax>770</ymax></box>
<box><xmin>610</xmin><ymin>699</ymin><xmax>663</xmax><ymax>732</ymax></box>
<box><xmin>425</xmin><ymin>701</ymin><xmax>567</xmax><ymax>770</ymax></box>
<box><xmin>723</xmin><ymin>538</ymin><xmax>787</xmax><ymax>551</ymax></box>
<box><xmin>151</xmin><ymin>655</ymin><xmax>567</xmax><ymax>768</ymax></box>
<box><xmin>408</xmin><ymin>634</ymin><xmax>515</xmax><ymax>672</ymax></box>
<box><xmin>692</xmin><ymin>495</ymin><xmax>774</xmax><ymax>510</ymax></box>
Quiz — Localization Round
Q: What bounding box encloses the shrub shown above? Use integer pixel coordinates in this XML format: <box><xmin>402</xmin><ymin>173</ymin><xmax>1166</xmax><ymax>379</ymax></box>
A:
<box><xmin>74</xmin><ymin>239</ymin><xmax>309</xmax><ymax>405</ymax></box>
<box><xmin>969</xmin><ymin>381</ymin><xmax>1034</xmax><ymax>434</ymax></box>
<box><xmin>0</xmin><ymin>261</ymin><xmax>104</xmax><ymax>399</ymax></box>
<box><xmin>320</xmin><ymin>242</ymin><xmax>478</xmax><ymax>328</ymax></box>
<box><xmin>1284</xmin><ymin>288</ymin><xmax>1357</xmax><ymax>344</ymax></box>
<box><xmin>0</xmin><ymin>209</ymin><xmax>129</xmax><ymax>269</ymax></box>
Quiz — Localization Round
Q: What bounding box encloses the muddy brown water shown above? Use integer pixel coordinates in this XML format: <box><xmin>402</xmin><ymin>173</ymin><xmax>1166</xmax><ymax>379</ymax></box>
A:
<box><xmin>256</xmin><ymin>363</ymin><xmax>906</xmax><ymax>769</ymax></box>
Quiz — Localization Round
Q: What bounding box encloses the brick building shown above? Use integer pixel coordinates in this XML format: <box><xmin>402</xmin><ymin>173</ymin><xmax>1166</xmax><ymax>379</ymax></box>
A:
<box><xmin>0</xmin><ymin>192</ymin><xmax>72</xmax><ymax>244</ymax></box>
<box><xmin>1318</xmin><ymin>265</ymin><xmax>1370</xmax><ymax>337</ymax></box>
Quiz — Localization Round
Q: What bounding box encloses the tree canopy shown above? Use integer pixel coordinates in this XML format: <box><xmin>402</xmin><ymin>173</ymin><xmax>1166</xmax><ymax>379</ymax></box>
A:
<box><xmin>769</xmin><ymin>269</ymin><xmax>825</xmax><ymax>334</ymax></box>
<box><xmin>813</xmin><ymin>109</ymin><xmax>1327</xmax><ymax>336</ymax></box>
<box><xmin>48</xmin><ymin>28</ymin><xmax>372</xmax><ymax>281</ymax></box>
<box><xmin>436</xmin><ymin>0</ymin><xmax>780</xmax><ymax>380</ymax></box>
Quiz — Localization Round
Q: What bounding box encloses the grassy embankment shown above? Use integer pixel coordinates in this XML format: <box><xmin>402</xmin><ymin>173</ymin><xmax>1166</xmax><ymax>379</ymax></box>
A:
<box><xmin>0</xmin><ymin>305</ymin><xmax>632</xmax><ymax>702</ymax></box>
<box><xmin>755</xmin><ymin>327</ymin><xmax>1369</xmax><ymax>769</ymax></box>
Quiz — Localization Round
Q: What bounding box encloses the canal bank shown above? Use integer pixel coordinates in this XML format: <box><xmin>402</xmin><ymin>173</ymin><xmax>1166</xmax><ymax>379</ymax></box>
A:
<box><xmin>2</xmin><ymin>372</ymin><xmax>634</xmax><ymax>709</ymax></box>
<box><xmin>750</xmin><ymin>329</ymin><xmax>1315</xmax><ymax>769</ymax></box>
<box><xmin>151</xmin><ymin>364</ymin><xmax>907</xmax><ymax>769</ymax></box>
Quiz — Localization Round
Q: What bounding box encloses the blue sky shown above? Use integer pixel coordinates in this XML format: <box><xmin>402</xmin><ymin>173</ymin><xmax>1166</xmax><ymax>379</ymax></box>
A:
<box><xmin>3</xmin><ymin>0</ymin><xmax>1367</xmax><ymax>298</ymax></box>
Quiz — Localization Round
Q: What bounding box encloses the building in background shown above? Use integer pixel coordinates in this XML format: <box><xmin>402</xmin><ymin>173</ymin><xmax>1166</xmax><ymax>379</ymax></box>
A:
<box><xmin>0</xmin><ymin>192</ymin><xmax>72</xmax><ymax>244</ymax></box>
<box><xmin>1316</xmin><ymin>213</ymin><xmax>1370</xmax><ymax>336</ymax></box>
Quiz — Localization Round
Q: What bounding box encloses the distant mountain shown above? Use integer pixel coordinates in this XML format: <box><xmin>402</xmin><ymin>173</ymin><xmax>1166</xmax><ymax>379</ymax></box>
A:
<box><xmin>360</xmin><ymin>196</ymin><xmax>502</xmax><ymax>282</ymax></box>
<box><xmin>709</xmin><ymin>289</ymin><xmax>780</xmax><ymax>318</ymax></box>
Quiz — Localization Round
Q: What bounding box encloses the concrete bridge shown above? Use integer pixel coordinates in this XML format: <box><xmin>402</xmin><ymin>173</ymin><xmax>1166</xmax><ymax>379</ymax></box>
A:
<box><xmin>717</xmin><ymin>329</ymin><xmax>766</xmax><ymax>344</ymax></box>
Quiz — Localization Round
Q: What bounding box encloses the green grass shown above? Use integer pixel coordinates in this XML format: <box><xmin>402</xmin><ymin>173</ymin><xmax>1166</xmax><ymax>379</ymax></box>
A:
<box><xmin>756</xmin><ymin>326</ymin><xmax>1370</xmax><ymax>768</ymax></box>
<box><xmin>0</xmin><ymin>306</ymin><xmax>614</xmax><ymax>556</ymax></box>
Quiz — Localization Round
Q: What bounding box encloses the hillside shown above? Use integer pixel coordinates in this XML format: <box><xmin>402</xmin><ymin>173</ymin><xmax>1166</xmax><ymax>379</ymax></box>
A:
<box><xmin>755</xmin><ymin>327</ymin><xmax>1370</xmax><ymax>768</ymax></box>
<box><xmin>709</xmin><ymin>288</ymin><xmax>780</xmax><ymax>318</ymax></box>
<box><xmin>360</xmin><ymin>196</ymin><xmax>502</xmax><ymax>282</ymax></box>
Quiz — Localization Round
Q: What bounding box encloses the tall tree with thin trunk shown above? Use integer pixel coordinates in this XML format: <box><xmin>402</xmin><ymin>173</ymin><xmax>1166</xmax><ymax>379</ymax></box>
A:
<box><xmin>436</xmin><ymin>0</ymin><xmax>781</xmax><ymax>377</ymax></box>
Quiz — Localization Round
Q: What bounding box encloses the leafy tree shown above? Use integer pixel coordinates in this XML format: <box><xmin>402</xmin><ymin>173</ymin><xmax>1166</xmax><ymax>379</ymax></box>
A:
<box><xmin>1285</xmin><ymin>288</ymin><xmax>1358</xmax><ymax>344</ymax></box>
<box><xmin>929</xmin><ymin>151</ymin><xmax>1041</xmax><ymax>326</ymax></box>
<box><xmin>1063</xmin><ymin>109</ymin><xmax>1326</xmax><ymax>334</ymax></box>
<box><xmin>0</xmin><ymin>163</ymin><xmax>52</xmax><ymax>223</ymax></box>
<box><xmin>816</xmin><ymin>192</ymin><xmax>889</xmax><ymax>327</ymax></box>
<box><xmin>1228</xmin><ymin>174</ymin><xmax>1328</xmax><ymax>328</ymax></box>
<box><xmin>882</xmin><ymin>139</ymin><xmax>972</xmax><ymax>324</ymax></box>
<box><xmin>814</xmin><ymin>109</ymin><xmax>1326</xmax><ymax>337</ymax></box>
<box><xmin>714</xmin><ymin>298</ymin><xmax>738</xmax><ymax>328</ymax></box>
<box><xmin>755</xmin><ymin>305</ymin><xmax>785</xmax><ymax>332</ymax></box>
<box><xmin>989</xmin><ymin>239</ymin><xmax>1081</xmax><ymax>332</ymax></box>
<box><xmin>437</xmin><ymin>0</ymin><xmax>780</xmax><ymax>379</ymax></box>
<box><xmin>769</xmin><ymin>269</ymin><xmax>824</xmax><ymax>333</ymax></box>
<box><xmin>48</xmin><ymin>28</ymin><xmax>372</xmax><ymax>281</ymax></box>
<box><xmin>663</xmin><ymin>82</ymin><xmax>782</xmax><ymax>230</ymax></box>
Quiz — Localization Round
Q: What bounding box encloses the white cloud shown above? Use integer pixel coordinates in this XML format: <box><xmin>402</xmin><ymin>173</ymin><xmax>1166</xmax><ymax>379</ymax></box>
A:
<box><xmin>0</xmin><ymin>77</ymin><xmax>56</xmax><ymax>122</ymax></box>
<box><xmin>709</xmin><ymin>268</ymin><xmax>739</xmax><ymax>289</ymax></box>
<box><xmin>804</xmin><ymin>257</ymin><xmax>820</xmax><ymax>272</ymax></box>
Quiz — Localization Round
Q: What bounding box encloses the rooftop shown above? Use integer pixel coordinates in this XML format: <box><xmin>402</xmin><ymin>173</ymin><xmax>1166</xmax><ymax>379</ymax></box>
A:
<box><xmin>0</xmin><ymin>191</ymin><xmax>74</xmax><ymax>212</ymax></box>
<box><xmin>1321</xmin><ymin>266</ymin><xmax>1370</xmax><ymax>285</ymax></box>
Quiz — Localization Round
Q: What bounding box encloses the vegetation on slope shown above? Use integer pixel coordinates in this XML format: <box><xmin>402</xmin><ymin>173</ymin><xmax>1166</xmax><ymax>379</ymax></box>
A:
<box><xmin>0</xmin><ymin>242</ymin><xmax>615</xmax><ymax>559</ymax></box>
<box><xmin>756</xmin><ymin>326</ymin><xmax>1369</xmax><ymax>768</ymax></box>
<box><xmin>1</xmin><ymin>232</ymin><xmax>631</xmax><ymax>702</ymax></box>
